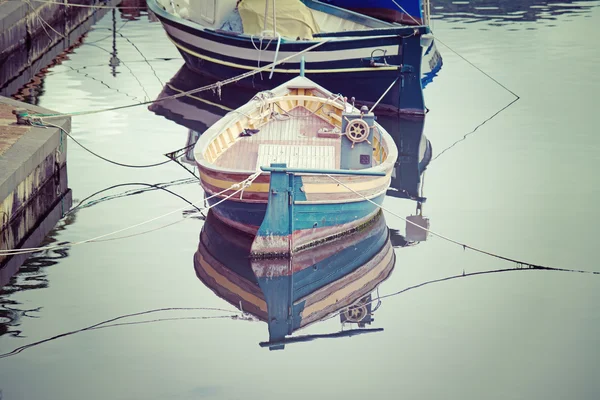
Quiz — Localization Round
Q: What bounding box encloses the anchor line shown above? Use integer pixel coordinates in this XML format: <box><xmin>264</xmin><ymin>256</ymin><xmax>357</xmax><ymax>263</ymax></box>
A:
<box><xmin>435</xmin><ymin>36</ymin><xmax>520</xmax><ymax>100</ymax></box>
<box><xmin>68</xmin><ymin>180</ymin><xmax>201</xmax><ymax>215</ymax></box>
<box><xmin>89</xmin><ymin>218</ymin><xmax>187</xmax><ymax>242</ymax></box>
<box><xmin>392</xmin><ymin>0</ymin><xmax>517</xmax><ymax>97</ymax></box>
<box><xmin>432</xmin><ymin>96</ymin><xmax>519</xmax><ymax>161</ymax></box>
<box><xmin>324</xmin><ymin>174</ymin><xmax>599</xmax><ymax>275</ymax></box>
<box><xmin>0</xmin><ymin>307</ymin><xmax>256</xmax><ymax>359</ymax></box>
<box><xmin>390</xmin><ymin>0</ymin><xmax>521</xmax><ymax>159</ymax></box>
<box><xmin>370</xmin><ymin>76</ymin><xmax>399</xmax><ymax>113</ymax></box>
<box><xmin>24</xmin><ymin>39</ymin><xmax>332</xmax><ymax>120</ymax></box>
<box><xmin>325</xmin><ymin>264</ymin><xmax>599</xmax><ymax>326</ymax></box>
<box><xmin>0</xmin><ymin>172</ymin><xmax>262</xmax><ymax>256</ymax></box>
<box><xmin>39</xmin><ymin>121</ymin><xmax>189</xmax><ymax>169</ymax></box>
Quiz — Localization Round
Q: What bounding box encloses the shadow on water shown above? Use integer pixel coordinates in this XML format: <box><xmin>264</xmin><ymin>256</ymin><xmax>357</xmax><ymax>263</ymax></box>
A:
<box><xmin>433</xmin><ymin>0</ymin><xmax>600</xmax><ymax>25</ymax></box>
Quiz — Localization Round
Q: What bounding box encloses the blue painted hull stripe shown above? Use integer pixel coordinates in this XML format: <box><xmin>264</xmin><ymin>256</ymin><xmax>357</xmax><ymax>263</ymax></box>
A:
<box><xmin>208</xmin><ymin>194</ymin><xmax>386</xmax><ymax>232</ymax></box>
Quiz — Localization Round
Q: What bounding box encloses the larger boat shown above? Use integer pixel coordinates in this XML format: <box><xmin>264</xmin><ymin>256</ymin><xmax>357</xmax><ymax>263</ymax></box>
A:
<box><xmin>147</xmin><ymin>0</ymin><xmax>433</xmax><ymax>116</ymax></box>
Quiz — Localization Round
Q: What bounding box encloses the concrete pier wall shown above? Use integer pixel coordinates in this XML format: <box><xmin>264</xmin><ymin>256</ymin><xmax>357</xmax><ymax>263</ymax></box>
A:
<box><xmin>0</xmin><ymin>96</ymin><xmax>71</xmax><ymax>286</ymax></box>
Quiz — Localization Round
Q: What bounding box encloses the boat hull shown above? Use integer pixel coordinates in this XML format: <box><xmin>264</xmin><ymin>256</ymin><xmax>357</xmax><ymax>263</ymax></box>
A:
<box><xmin>208</xmin><ymin>189</ymin><xmax>387</xmax><ymax>253</ymax></box>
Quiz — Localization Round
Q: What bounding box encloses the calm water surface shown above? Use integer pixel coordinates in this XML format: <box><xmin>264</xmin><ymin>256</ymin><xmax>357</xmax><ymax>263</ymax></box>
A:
<box><xmin>1</xmin><ymin>1</ymin><xmax>600</xmax><ymax>399</ymax></box>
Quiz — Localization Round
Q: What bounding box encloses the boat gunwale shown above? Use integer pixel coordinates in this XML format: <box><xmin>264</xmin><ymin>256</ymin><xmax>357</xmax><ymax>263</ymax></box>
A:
<box><xmin>193</xmin><ymin>77</ymin><xmax>398</xmax><ymax>179</ymax></box>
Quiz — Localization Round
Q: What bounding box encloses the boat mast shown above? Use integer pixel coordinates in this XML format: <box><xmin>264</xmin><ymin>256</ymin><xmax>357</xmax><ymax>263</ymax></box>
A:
<box><xmin>263</xmin><ymin>0</ymin><xmax>277</xmax><ymax>34</ymax></box>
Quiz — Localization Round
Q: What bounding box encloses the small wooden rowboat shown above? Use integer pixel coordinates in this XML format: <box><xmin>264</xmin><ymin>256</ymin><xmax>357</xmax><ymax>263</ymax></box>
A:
<box><xmin>194</xmin><ymin>74</ymin><xmax>398</xmax><ymax>257</ymax></box>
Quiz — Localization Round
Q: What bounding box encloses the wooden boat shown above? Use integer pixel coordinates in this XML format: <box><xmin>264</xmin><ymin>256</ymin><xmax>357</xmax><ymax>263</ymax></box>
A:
<box><xmin>150</xmin><ymin>64</ymin><xmax>432</xmax><ymax>199</ymax></box>
<box><xmin>146</xmin><ymin>0</ymin><xmax>432</xmax><ymax>116</ymax></box>
<box><xmin>193</xmin><ymin>74</ymin><xmax>398</xmax><ymax>256</ymax></box>
<box><xmin>194</xmin><ymin>209</ymin><xmax>395</xmax><ymax>349</ymax></box>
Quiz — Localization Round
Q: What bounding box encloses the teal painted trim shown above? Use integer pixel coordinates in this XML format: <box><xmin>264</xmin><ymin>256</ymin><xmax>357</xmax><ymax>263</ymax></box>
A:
<box><xmin>260</xmin><ymin>166</ymin><xmax>386</xmax><ymax>176</ymax></box>
<box><xmin>300</xmin><ymin>56</ymin><xmax>305</xmax><ymax>77</ymax></box>
<box><xmin>256</xmin><ymin>163</ymin><xmax>293</xmax><ymax>238</ymax></box>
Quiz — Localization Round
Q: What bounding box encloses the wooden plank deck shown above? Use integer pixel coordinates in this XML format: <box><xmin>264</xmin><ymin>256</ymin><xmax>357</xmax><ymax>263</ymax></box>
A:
<box><xmin>257</xmin><ymin>144</ymin><xmax>336</xmax><ymax>170</ymax></box>
<box><xmin>214</xmin><ymin>107</ymin><xmax>341</xmax><ymax>171</ymax></box>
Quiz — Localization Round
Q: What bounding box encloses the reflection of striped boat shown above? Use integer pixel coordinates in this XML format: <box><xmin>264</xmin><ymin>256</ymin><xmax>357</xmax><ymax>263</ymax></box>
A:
<box><xmin>193</xmin><ymin>75</ymin><xmax>398</xmax><ymax>256</ymax></box>
<box><xmin>147</xmin><ymin>0</ymin><xmax>432</xmax><ymax>116</ymax></box>
<box><xmin>194</xmin><ymin>210</ymin><xmax>394</xmax><ymax>349</ymax></box>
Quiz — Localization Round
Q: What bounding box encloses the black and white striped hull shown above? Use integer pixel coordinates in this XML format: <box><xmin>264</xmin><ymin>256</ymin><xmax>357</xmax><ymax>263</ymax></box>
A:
<box><xmin>148</xmin><ymin>0</ymin><xmax>429</xmax><ymax>115</ymax></box>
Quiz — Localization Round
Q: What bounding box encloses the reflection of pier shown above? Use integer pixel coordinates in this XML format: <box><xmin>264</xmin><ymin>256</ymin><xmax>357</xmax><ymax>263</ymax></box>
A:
<box><xmin>0</xmin><ymin>0</ymin><xmax>122</xmax><ymax>97</ymax></box>
<box><xmin>195</xmin><ymin>210</ymin><xmax>394</xmax><ymax>350</ymax></box>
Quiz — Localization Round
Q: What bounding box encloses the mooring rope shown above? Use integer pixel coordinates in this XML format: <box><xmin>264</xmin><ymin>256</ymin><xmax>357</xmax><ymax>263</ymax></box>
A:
<box><xmin>41</xmin><ymin>121</ymin><xmax>176</xmax><ymax>168</ymax></box>
<box><xmin>67</xmin><ymin>181</ymin><xmax>201</xmax><ymax>214</ymax></box>
<box><xmin>0</xmin><ymin>307</ymin><xmax>255</xmax><ymax>359</ymax></box>
<box><xmin>369</xmin><ymin>76</ymin><xmax>399</xmax><ymax>113</ymax></box>
<box><xmin>68</xmin><ymin>178</ymin><xmax>197</xmax><ymax>214</ymax></box>
<box><xmin>390</xmin><ymin>0</ymin><xmax>521</xmax><ymax>161</ymax></box>
<box><xmin>22</xmin><ymin>39</ymin><xmax>331</xmax><ymax>121</ymax></box>
<box><xmin>325</xmin><ymin>174</ymin><xmax>599</xmax><ymax>275</ymax></box>
<box><xmin>0</xmin><ymin>172</ymin><xmax>262</xmax><ymax>256</ymax></box>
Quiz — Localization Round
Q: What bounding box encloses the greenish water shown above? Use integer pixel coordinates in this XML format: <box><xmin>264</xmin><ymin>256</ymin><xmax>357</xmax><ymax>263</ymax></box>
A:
<box><xmin>1</xmin><ymin>1</ymin><xmax>600</xmax><ymax>399</ymax></box>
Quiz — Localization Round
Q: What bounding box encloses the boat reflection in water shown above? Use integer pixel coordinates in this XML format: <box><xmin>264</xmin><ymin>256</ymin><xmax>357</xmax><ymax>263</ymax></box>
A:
<box><xmin>149</xmin><ymin>65</ymin><xmax>434</xmax><ymax>348</ymax></box>
<box><xmin>379</xmin><ymin>115</ymin><xmax>431</xmax><ymax>202</ymax></box>
<box><xmin>194</xmin><ymin>209</ymin><xmax>394</xmax><ymax>350</ymax></box>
